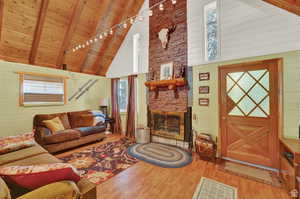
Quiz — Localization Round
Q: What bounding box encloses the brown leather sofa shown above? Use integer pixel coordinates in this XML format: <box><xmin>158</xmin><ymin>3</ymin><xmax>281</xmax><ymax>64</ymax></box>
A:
<box><xmin>0</xmin><ymin>144</ymin><xmax>96</xmax><ymax>199</ymax></box>
<box><xmin>34</xmin><ymin>110</ymin><xmax>106</xmax><ymax>154</ymax></box>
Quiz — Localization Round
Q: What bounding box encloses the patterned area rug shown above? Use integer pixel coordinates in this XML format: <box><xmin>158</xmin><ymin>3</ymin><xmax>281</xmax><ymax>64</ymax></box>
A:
<box><xmin>218</xmin><ymin>161</ymin><xmax>281</xmax><ymax>187</ymax></box>
<box><xmin>59</xmin><ymin>138</ymin><xmax>138</xmax><ymax>184</ymax></box>
<box><xmin>192</xmin><ymin>177</ymin><xmax>238</xmax><ymax>199</ymax></box>
<box><xmin>127</xmin><ymin>143</ymin><xmax>192</xmax><ymax>168</ymax></box>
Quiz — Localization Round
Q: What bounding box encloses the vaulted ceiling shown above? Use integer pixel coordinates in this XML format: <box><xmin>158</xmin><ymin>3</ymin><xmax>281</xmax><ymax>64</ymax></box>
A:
<box><xmin>0</xmin><ymin>0</ymin><xmax>298</xmax><ymax>77</ymax></box>
<box><xmin>0</xmin><ymin>0</ymin><xmax>144</xmax><ymax>76</ymax></box>
<box><xmin>263</xmin><ymin>0</ymin><xmax>300</xmax><ymax>16</ymax></box>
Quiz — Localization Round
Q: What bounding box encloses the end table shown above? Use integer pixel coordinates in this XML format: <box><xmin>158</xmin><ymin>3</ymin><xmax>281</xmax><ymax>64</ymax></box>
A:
<box><xmin>105</xmin><ymin>118</ymin><xmax>115</xmax><ymax>134</ymax></box>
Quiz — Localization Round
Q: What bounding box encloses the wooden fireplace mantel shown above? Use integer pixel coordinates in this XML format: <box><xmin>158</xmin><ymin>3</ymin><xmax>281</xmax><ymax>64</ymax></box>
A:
<box><xmin>144</xmin><ymin>78</ymin><xmax>186</xmax><ymax>98</ymax></box>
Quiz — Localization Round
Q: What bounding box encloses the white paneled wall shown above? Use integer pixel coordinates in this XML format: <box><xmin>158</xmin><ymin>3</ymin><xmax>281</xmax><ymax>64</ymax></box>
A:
<box><xmin>106</xmin><ymin>0</ymin><xmax>149</xmax><ymax>78</ymax></box>
<box><xmin>108</xmin><ymin>0</ymin><xmax>300</xmax><ymax>77</ymax></box>
<box><xmin>188</xmin><ymin>0</ymin><xmax>300</xmax><ymax>66</ymax></box>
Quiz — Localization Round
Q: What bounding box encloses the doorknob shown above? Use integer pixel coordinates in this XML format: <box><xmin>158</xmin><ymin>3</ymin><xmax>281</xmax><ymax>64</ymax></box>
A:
<box><xmin>222</xmin><ymin>117</ymin><xmax>226</xmax><ymax>120</ymax></box>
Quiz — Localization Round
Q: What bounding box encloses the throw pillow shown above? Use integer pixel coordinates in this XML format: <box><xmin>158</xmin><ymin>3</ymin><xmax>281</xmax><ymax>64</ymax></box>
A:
<box><xmin>0</xmin><ymin>163</ymin><xmax>80</xmax><ymax>190</ymax></box>
<box><xmin>0</xmin><ymin>132</ymin><xmax>35</xmax><ymax>155</ymax></box>
<box><xmin>43</xmin><ymin>117</ymin><xmax>65</xmax><ymax>134</ymax></box>
<box><xmin>92</xmin><ymin>117</ymin><xmax>105</xmax><ymax>126</ymax></box>
<box><xmin>91</xmin><ymin>110</ymin><xmax>106</xmax><ymax>126</ymax></box>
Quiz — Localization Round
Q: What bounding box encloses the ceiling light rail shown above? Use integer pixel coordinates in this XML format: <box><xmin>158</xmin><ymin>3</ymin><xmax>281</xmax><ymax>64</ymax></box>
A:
<box><xmin>67</xmin><ymin>0</ymin><xmax>177</xmax><ymax>53</ymax></box>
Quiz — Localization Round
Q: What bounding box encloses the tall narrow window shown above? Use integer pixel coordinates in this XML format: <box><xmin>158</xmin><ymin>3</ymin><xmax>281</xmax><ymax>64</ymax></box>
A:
<box><xmin>118</xmin><ymin>79</ymin><xmax>128</xmax><ymax>112</ymax></box>
<box><xmin>133</xmin><ymin>33</ymin><xmax>140</xmax><ymax>74</ymax></box>
<box><xmin>19</xmin><ymin>73</ymin><xmax>67</xmax><ymax>106</ymax></box>
<box><xmin>204</xmin><ymin>1</ymin><xmax>219</xmax><ymax>61</ymax></box>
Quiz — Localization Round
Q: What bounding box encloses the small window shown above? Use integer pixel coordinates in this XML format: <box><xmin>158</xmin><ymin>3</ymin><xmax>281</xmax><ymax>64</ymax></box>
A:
<box><xmin>204</xmin><ymin>1</ymin><xmax>219</xmax><ymax>61</ymax></box>
<box><xmin>19</xmin><ymin>73</ymin><xmax>67</xmax><ymax>106</ymax></box>
<box><xmin>133</xmin><ymin>33</ymin><xmax>140</xmax><ymax>74</ymax></box>
<box><xmin>118</xmin><ymin>79</ymin><xmax>128</xmax><ymax>112</ymax></box>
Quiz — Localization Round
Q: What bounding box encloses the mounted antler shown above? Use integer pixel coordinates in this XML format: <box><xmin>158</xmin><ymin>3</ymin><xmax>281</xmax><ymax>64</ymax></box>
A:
<box><xmin>169</xmin><ymin>24</ymin><xmax>177</xmax><ymax>34</ymax></box>
<box><xmin>157</xmin><ymin>22</ymin><xmax>177</xmax><ymax>49</ymax></box>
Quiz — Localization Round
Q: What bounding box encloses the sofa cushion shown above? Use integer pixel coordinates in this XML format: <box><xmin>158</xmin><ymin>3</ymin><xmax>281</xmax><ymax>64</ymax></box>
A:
<box><xmin>43</xmin><ymin>133</ymin><xmax>106</xmax><ymax>154</ymax></box>
<box><xmin>0</xmin><ymin>163</ymin><xmax>80</xmax><ymax>190</ymax></box>
<box><xmin>34</xmin><ymin>113</ymin><xmax>71</xmax><ymax>129</ymax></box>
<box><xmin>0</xmin><ymin>132</ymin><xmax>35</xmax><ymax>155</ymax></box>
<box><xmin>67</xmin><ymin>110</ymin><xmax>94</xmax><ymax>128</ymax></box>
<box><xmin>0</xmin><ymin>145</ymin><xmax>47</xmax><ymax>166</ymax></box>
<box><xmin>43</xmin><ymin>117</ymin><xmax>65</xmax><ymax>134</ymax></box>
<box><xmin>4</xmin><ymin>153</ymin><xmax>61</xmax><ymax>167</ymax></box>
<box><xmin>75</xmin><ymin>125</ymin><xmax>106</xmax><ymax>137</ymax></box>
<box><xmin>43</xmin><ymin>130</ymin><xmax>80</xmax><ymax>144</ymax></box>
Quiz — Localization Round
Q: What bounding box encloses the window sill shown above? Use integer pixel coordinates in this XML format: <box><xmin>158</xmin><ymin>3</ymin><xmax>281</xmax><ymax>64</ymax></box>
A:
<box><xmin>200</xmin><ymin>58</ymin><xmax>221</xmax><ymax>65</ymax></box>
<box><xmin>21</xmin><ymin>102</ymin><xmax>65</xmax><ymax>107</ymax></box>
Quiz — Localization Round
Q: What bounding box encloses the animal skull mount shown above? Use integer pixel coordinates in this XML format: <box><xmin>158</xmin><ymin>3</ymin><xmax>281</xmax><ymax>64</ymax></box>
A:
<box><xmin>158</xmin><ymin>25</ymin><xmax>176</xmax><ymax>49</ymax></box>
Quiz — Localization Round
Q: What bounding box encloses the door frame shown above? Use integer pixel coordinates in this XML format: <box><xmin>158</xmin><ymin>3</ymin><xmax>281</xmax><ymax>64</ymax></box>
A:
<box><xmin>218</xmin><ymin>58</ymin><xmax>283</xmax><ymax>169</ymax></box>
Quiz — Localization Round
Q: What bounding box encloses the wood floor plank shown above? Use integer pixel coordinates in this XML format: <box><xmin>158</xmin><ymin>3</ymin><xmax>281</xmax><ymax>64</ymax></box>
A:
<box><xmin>56</xmin><ymin>135</ymin><xmax>290</xmax><ymax>199</ymax></box>
<box><xmin>98</xmin><ymin>159</ymin><xmax>289</xmax><ymax>199</ymax></box>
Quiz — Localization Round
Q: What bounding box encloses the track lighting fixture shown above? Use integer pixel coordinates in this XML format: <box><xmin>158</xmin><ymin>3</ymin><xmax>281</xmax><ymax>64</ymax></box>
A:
<box><xmin>67</xmin><ymin>0</ymin><xmax>180</xmax><ymax>53</ymax></box>
<box><xmin>149</xmin><ymin>9</ymin><xmax>153</xmax><ymax>16</ymax></box>
<box><xmin>159</xmin><ymin>3</ymin><xmax>164</xmax><ymax>11</ymax></box>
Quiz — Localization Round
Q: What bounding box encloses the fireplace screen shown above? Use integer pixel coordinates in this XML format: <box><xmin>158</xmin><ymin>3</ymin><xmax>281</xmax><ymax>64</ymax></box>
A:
<box><xmin>153</xmin><ymin>114</ymin><xmax>181</xmax><ymax>134</ymax></box>
<box><xmin>151</xmin><ymin>111</ymin><xmax>185</xmax><ymax>140</ymax></box>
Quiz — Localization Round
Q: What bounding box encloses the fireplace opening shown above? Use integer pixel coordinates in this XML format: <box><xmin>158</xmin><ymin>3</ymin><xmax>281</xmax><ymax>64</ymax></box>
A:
<box><xmin>153</xmin><ymin>114</ymin><xmax>180</xmax><ymax>134</ymax></box>
<box><xmin>151</xmin><ymin>110</ymin><xmax>185</xmax><ymax>140</ymax></box>
<box><xmin>166</xmin><ymin>115</ymin><xmax>180</xmax><ymax>133</ymax></box>
<box><xmin>153</xmin><ymin>114</ymin><xmax>165</xmax><ymax>131</ymax></box>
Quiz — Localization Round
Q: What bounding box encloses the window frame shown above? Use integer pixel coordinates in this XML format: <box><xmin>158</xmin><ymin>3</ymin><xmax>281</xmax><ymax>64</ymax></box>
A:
<box><xmin>133</xmin><ymin>33</ymin><xmax>140</xmax><ymax>74</ymax></box>
<box><xmin>118</xmin><ymin>78</ymin><xmax>128</xmax><ymax>113</ymax></box>
<box><xmin>203</xmin><ymin>0</ymin><xmax>221</xmax><ymax>62</ymax></box>
<box><xmin>18</xmin><ymin>72</ymin><xmax>68</xmax><ymax>107</ymax></box>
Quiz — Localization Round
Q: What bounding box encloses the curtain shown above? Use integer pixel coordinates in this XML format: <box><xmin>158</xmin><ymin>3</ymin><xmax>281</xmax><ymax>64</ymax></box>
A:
<box><xmin>126</xmin><ymin>75</ymin><xmax>137</xmax><ymax>138</ymax></box>
<box><xmin>111</xmin><ymin>78</ymin><xmax>122</xmax><ymax>134</ymax></box>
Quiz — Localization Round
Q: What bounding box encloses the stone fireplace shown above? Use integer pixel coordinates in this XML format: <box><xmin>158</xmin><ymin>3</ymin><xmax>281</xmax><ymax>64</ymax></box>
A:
<box><xmin>150</xmin><ymin>110</ymin><xmax>185</xmax><ymax>141</ymax></box>
<box><xmin>146</xmin><ymin>0</ymin><xmax>190</xmax><ymax>149</ymax></box>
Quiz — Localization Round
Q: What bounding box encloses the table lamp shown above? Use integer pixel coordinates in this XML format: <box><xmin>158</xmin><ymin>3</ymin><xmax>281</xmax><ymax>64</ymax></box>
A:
<box><xmin>99</xmin><ymin>98</ymin><xmax>109</xmax><ymax>116</ymax></box>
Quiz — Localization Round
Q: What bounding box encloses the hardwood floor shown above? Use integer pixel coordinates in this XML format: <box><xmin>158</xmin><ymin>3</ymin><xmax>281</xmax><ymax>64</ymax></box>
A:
<box><xmin>98</xmin><ymin>160</ymin><xmax>289</xmax><ymax>199</ymax></box>
<box><xmin>57</xmin><ymin>135</ymin><xmax>290</xmax><ymax>199</ymax></box>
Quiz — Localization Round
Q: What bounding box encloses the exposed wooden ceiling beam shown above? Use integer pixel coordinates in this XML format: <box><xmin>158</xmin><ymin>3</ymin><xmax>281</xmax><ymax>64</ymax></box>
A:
<box><xmin>78</xmin><ymin>0</ymin><xmax>113</xmax><ymax>72</ymax></box>
<box><xmin>88</xmin><ymin>0</ymin><xmax>136</xmax><ymax>75</ymax></box>
<box><xmin>97</xmin><ymin>0</ymin><xmax>145</xmax><ymax>76</ymax></box>
<box><xmin>80</xmin><ymin>0</ymin><xmax>123</xmax><ymax>73</ymax></box>
<box><xmin>56</xmin><ymin>0</ymin><xmax>86</xmax><ymax>68</ymax></box>
<box><xmin>29</xmin><ymin>0</ymin><xmax>49</xmax><ymax>65</ymax></box>
<box><xmin>0</xmin><ymin>0</ymin><xmax>4</xmax><ymax>41</ymax></box>
<box><xmin>263</xmin><ymin>0</ymin><xmax>300</xmax><ymax>16</ymax></box>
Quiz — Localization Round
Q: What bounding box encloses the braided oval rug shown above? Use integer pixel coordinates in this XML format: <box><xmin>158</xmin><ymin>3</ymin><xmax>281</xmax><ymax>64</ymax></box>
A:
<box><xmin>127</xmin><ymin>142</ymin><xmax>192</xmax><ymax>168</ymax></box>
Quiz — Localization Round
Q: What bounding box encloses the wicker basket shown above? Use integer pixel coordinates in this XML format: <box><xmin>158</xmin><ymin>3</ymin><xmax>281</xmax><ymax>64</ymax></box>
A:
<box><xmin>194</xmin><ymin>133</ymin><xmax>216</xmax><ymax>161</ymax></box>
<box><xmin>136</xmin><ymin>127</ymin><xmax>150</xmax><ymax>144</ymax></box>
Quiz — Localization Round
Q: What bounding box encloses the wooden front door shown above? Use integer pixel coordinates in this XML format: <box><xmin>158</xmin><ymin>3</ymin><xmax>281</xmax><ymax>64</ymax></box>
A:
<box><xmin>219</xmin><ymin>59</ymin><xmax>282</xmax><ymax>168</ymax></box>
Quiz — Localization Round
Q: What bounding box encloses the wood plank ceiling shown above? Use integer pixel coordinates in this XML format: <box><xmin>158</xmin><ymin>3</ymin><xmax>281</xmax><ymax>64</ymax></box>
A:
<box><xmin>263</xmin><ymin>0</ymin><xmax>300</xmax><ymax>16</ymax></box>
<box><xmin>0</xmin><ymin>0</ymin><xmax>144</xmax><ymax>76</ymax></box>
